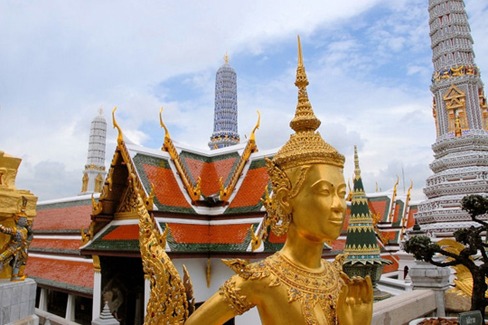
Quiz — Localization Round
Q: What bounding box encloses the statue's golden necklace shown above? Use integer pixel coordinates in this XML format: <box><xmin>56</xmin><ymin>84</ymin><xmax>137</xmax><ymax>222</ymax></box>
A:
<box><xmin>265</xmin><ymin>252</ymin><xmax>343</xmax><ymax>325</ymax></box>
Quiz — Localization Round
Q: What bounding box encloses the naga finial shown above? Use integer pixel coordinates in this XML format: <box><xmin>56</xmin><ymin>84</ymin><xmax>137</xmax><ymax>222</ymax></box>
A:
<box><xmin>407</xmin><ymin>180</ymin><xmax>413</xmax><ymax>198</ymax></box>
<box><xmin>159</xmin><ymin>107</ymin><xmax>171</xmax><ymax>141</ymax></box>
<box><xmin>249</xmin><ymin>110</ymin><xmax>261</xmax><ymax>142</ymax></box>
<box><xmin>112</xmin><ymin>107</ymin><xmax>123</xmax><ymax>145</ymax></box>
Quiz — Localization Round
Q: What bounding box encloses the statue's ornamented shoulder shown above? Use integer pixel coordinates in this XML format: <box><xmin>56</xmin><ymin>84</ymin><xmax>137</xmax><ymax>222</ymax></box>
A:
<box><xmin>222</xmin><ymin>258</ymin><xmax>270</xmax><ymax>280</ymax></box>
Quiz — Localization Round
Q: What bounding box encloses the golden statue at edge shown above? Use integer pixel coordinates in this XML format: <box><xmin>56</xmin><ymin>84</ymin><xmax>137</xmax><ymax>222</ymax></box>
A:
<box><xmin>185</xmin><ymin>36</ymin><xmax>373</xmax><ymax>325</ymax></box>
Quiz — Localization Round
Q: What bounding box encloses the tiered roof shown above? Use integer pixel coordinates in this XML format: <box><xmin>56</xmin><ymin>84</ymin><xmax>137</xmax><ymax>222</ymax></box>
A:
<box><xmin>27</xmin><ymin>196</ymin><xmax>95</xmax><ymax>296</ymax></box>
<box><xmin>79</xmin><ymin>110</ymin><xmax>282</xmax><ymax>258</ymax></box>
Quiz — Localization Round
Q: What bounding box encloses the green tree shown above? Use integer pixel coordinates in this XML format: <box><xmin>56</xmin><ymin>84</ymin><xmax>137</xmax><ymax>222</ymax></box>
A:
<box><xmin>404</xmin><ymin>195</ymin><xmax>488</xmax><ymax>321</ymax></box>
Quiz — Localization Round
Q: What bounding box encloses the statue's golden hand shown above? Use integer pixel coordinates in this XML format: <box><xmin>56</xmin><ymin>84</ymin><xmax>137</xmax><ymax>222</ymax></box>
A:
<box><xmin>337</xmin><ymin>274</ymin><xmax>373</xmax><ymax>325</ymax></box>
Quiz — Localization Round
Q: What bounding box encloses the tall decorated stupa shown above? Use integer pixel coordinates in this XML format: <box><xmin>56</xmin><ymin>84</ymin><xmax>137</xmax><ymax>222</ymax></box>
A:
<box><xmin>208</xmin><ymin>54</ymin><xmax>240</xmax><ymax>149</ymax></box>
<box><xmin>343</xmin><ymin>146</ymin><xmax>391</xmax><ymax>299</ymax></box>
<box><xmin>80</xmin><ymin>109</ymin><xmax>107</xmax><ymax>194</ymax></box>
<box><xmin>415</xmin><ymin>0</ymin><xmax>488</xmax><ymax>235</ymax></box>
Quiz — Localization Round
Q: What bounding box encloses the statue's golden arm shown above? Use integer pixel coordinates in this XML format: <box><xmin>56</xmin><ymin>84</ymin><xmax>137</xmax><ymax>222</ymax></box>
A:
<box><xmin>337</xmin><ymin>274</ymin><xmax>373</xmax><ymax>325</ymax></box>
<box><xmin>185</xmin><ymin>291</ymin><xmax>237</xmax><ymax>325</ymax></box>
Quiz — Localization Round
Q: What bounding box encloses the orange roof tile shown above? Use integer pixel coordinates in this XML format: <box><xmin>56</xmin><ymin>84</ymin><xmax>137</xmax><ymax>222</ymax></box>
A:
<box><xmin>382</xmin><ymin>255</ymin><xmax>398</xmax><ymax>273</ymax></box>
<box><xmin>30</xmin><ymin>238</ymin><xmax>82</xmax><ymax>251</ymax></box>
<box><xmin>268</xmin><ymin>231</ymin><xmax>286</xmax><ymax>244</ymax></box>
<box><xmin>103</xmin><ymin>225</ymin><xmax>139</xmax><ymax>240</ymax></box>
<box><xmin>184</xmin><ymin>157</ymin><xmax>237</xmax><ymax>196</ymax></box>
<box><xmin>35</xmin><ymin>205</ymin><xmax>92</xmax><ymax>231</ymax></box>
<box><xmin>143</xmin><ymin>164</ymin><xmax>191</xmax><ymax>208</ymax></box>
<box><xmin>26</xmin><ymin>256</ymin><xmax>93</xmax><ymax>290</ymax></box>
<box><xmin>228</xmin><ymin>167</ymin><xmax>269</xmax><ymax>208</ymax></box>
<box><xmin>369</xmin><ymin>200</ymin><xmax>388</xmax><ymax>222</ymax></box>
<box><xmin>168</xmin><ymin>223</ymin><xmax>251</xmax><ymax>244</ymax></box>
<box><xmin>407</xmin><ymin>207</ymin><xmax>418</xmax><ymax>228</ymax></box>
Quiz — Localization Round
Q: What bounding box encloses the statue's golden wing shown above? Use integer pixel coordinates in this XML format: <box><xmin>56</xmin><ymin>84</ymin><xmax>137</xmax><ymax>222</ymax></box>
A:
<box><xmin>137</xmin><ymin>194</ymin><xmax>193</xmax><ymax>324</ymax></box>
<box><xmin>437</xmin><ymin>239</ymin><xmax>488</xmax><ymax>298</ymax></box>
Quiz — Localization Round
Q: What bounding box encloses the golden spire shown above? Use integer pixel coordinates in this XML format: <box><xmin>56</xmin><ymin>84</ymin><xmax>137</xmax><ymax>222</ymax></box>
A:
<box><xmin>289</xmin><ymin>35</ymin><xmax>321</xmax><ymax>133</ymax></box>
<box><xmin>224</xmin><ymin>52</ymin><xmax>229</xmax><ymax>64</ymax></box>
<box><xmin>354</xmin><ymin>145</ymin><xmax>361</xmax><ymax>180</ymax></box>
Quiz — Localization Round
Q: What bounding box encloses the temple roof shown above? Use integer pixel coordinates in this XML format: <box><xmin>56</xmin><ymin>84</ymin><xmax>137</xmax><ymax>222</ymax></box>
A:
<box><xmin>26</xmin><ymin>255</ymin><xmax>93</xmax><ymax>296</ymax></box>
<box><xmin>79</xmin><ymin>128</ymin><xmax>284</xmax><ymax>256</ymax></box>
<box><xmin>28</xmin><ymin>196</ymin><xmax>95</xmax><ymax>295</ymax></box>
<box><xmin>125</xmin><ymin>141</ymin><xmax>272</xmax><ymax>214</ymax></box>
<box><xmin>35</xmin><ymin>196</ymin><xmax>94</xmax><ymax>232</ymax></box>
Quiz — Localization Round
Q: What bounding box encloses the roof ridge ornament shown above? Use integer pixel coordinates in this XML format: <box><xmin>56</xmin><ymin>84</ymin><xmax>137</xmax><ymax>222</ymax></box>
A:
<box><xmin>159</xmin><ymin>107</ymin><xmax>201</xmax><ymax>202</ymax></box>
<box><xmin>219</xmin><ymin>111</ymin><xmax>259</xmax><ymax>202</ymax></box>
<box><xmin>112</xmin><ymin>107</ymin><xmax>124</xmax><ymax>145</ymax></box>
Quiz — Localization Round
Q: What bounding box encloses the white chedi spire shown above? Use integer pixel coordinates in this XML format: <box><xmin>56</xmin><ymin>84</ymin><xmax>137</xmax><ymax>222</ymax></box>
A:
<box><xmin>80</xmin><ymin>109</ymin><xmax>107</xmax><ymax>195</ymax></box>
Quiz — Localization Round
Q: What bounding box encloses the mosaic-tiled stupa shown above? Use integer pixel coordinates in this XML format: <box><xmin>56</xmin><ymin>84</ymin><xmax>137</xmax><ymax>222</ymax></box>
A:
<box><xmin>415</xmin><ymin>0</ymin><xmax>488</xmax><ymax>235</ymax></box>
<box><xmin>208</xmin><ymin>54</ymin><xmax>240</xmax><ymax>149</ymax></box>
<box><xmin>343</xmin><ymin>146</ymin><xmax>391</xmax><ymax>300</ymax></box>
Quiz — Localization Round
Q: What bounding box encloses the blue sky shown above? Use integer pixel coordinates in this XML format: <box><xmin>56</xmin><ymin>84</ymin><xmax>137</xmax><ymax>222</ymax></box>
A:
<box><xmin>1</xmin><ymin>0</ymin><xmax>487</xmax><ymax>201</ymax></box>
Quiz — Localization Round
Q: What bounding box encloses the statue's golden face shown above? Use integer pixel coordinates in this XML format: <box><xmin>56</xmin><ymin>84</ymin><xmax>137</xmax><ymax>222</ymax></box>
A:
<box><xmin>288</xmin><ymin>164</ymin><xmax>346</xmax><ymax>242</ymax></box>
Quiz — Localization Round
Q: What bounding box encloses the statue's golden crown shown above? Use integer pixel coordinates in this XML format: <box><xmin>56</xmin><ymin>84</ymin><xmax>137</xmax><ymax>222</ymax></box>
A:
<box><xmin>271</xmin><ymin>36</ymin><xmax>344</xmax><ymax>171</ymax></box>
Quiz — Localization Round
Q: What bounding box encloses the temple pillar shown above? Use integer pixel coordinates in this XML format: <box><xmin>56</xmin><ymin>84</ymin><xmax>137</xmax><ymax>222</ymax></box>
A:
<box><xmin>92</xmin><ymin>256</ymin><xmax>102</xmax><ymax>321</ymax></box>
<box><xmin>66</xmin><ymin>294</ymin><xmax>75</xmax><ymax>321</ymax></box>
<box><xmin>38</xmin><ymin>288</ymin><xmax>48</xmax><ymax>311</ymax></box>
<box><xmin>144</xmin><ymin>277</ymin><xmax>150</xmax><ymax>318</ymax></box>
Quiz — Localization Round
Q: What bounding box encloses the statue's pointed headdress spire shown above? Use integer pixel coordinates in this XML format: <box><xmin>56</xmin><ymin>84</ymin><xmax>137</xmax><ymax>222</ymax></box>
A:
<box><xmin>270</xmin><ymin>36</ymin><xmax>344</xmax><ymax>170</ymax></box>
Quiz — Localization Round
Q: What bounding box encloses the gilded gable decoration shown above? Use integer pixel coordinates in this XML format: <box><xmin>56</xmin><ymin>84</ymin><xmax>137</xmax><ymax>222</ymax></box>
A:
<box><xmin>219</xmin><ymin>111</ymin><xmax>259</xmax><ymax>201</ymax></box>
<box><xmin>160</xmin><ymin>108</ymin><xmax>202</xmax><ymax>202</ymax></box>
<box><xmin>443</xmin><ymin>84</ymin><xmax>468</xmax><ymax>133</ymax></box>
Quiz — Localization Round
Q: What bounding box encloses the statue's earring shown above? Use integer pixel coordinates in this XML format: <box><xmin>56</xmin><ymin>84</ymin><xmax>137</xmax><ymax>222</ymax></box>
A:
<box><xmin>271</xmin><ymin>188</ymin><xmax>291</xmax><ymax>236</ymax></box>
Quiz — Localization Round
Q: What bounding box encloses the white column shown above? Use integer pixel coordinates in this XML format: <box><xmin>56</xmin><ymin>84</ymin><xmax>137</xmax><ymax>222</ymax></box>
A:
<box><xmin>66</xmin><ymin>294</ymin><xmax>75</xmax><ymax>321</ymax></box>
<box><xmin>38</xmin><ymin>288</ymin><xmax>48</xmax><ymax>311</ymax></box>
<box><xmin>144</xmin><ymin>277</ymin><xmax>151</xmax><ymax>318</ymax></box>
<box><xmin>92</xmin><ymin>269</ymin><xmax>102</xmax><ymax>320</ymax></box>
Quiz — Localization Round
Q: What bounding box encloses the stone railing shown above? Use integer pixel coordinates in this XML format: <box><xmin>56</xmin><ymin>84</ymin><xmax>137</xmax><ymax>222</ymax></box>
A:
<box><xmin>35</xmin><ymin>309</ymin><xmax>80</xmax><ymax>325</ymax></box>
<box><xmin>373</xmin><ymin>290</ymin><xmax>437</xmax><ymax>325</ymax></box>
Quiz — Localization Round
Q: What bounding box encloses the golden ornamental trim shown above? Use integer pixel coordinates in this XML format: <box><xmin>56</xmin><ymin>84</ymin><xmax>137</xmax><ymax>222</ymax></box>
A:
<box><xmin>220</xmin><ymin>111</ymin><xmax>260</xmax><ymax>201</ymax></box>
<box><xmin>160</xmin><ymin>108</ymin><xmax>201</xmax><ymax>202</ymax></box>
<box><xmin>137</xmin><ymin>188</ymin><xmax>193</xmax><ymax>324</ymax></box>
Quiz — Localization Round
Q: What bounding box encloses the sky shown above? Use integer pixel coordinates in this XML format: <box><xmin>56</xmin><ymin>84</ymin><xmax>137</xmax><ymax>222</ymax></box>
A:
<box><xmin>1</xmin><ymin>0</ymin><xmax>487</xmax><ymax>202</ymax></box>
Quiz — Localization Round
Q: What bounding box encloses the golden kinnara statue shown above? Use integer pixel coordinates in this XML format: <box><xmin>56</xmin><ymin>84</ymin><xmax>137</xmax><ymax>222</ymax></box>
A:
<box><xmin>138</xmin><ymin>36</ymin><xmax>373</xmax><ymax>325</ymax></box>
